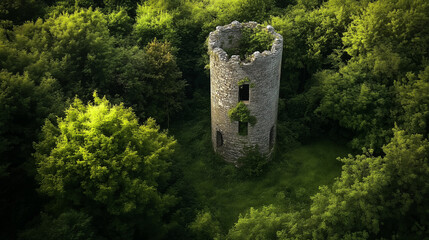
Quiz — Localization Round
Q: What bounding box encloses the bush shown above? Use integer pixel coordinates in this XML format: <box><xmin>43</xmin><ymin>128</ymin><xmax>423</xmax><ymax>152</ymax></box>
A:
<box><xmin>237</xmin><ymin>145</ymin><xmax>268</xmax><ymax>177</ymax></box>
<box><xmin>228</xmin><ymin>102</ymin><xmax>257</xmax><ymax>125</ymax></box>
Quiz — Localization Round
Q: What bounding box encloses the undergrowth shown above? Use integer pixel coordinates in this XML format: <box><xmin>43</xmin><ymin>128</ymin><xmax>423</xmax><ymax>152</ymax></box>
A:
<box><xmin>169</xmin><ymin>93</ymin><xmax>351</xmax><ymax>233</ymax></box>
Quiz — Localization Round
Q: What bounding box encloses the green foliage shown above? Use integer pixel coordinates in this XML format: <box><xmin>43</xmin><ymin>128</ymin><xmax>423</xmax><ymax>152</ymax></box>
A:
<box><xmin>228</xmin><ymin>102</ymin><xmax>257</xmax><ymax>126</ymax></box>
<box><xmin>307</xmin><ymin>128</ymin><xmax>429</xmax><ymax>239</ymax></box>
<box><xmin>189</xmin><ymin>210</ymin><xmax>221</xmax><ymax>240</ymax></box>
<box><xmin>396</xmin><ymin>66</ymin><xmax>429</xmax><ymax>136</ymax></box>
<box><xmin>0</xmin><ymin>9</ymin><xmax>186</xmax><ymax>124</ymax></box>
<box><xmin>0</xmin><ymin>0</ymin><xmax>46</xmax><ymax>25</ymax></box>
<box><xmin>240</xmin><ymin>26</ymin><xmax>274</xmax><ymax>58</ymax></box>
<box><xmin>236</xmin><ymin>145</ymin><xmax>268</xmax><ymax>177</ymax></box>
<box><xmin>228</xmin><ymin>128</ymin><xmax>429</xmax><ymax>239</ymax></box>
<box><xmin>0</xmin><ymin>8</ymin><xmax>115</xmax><ymax>98</ymax></box>
<box><xmin>34</xmin><ymin>93</ymin><xmax>177</xmax><ymax>238</ymax></box>
<box><xmin>171</xmin><ymin>101</ymin><xmax>349</xmax><ymax>235</ymax></box>
<box><xmin>133</xmin><ymin>3</ymin><xmax>178</xmax><ymax>46</ymax></box>
<box><xmin>0</xmin><ymin>0</ymin><xmax>428</xmax><ymax>238</ymax></box>
<box><xmin>269</xmin><ymin>0</ymin><xmax>365</xmax><ymax>95</ymax></box>
<box><xmin>226</xmin><ymin>205</ymin><xmax>290</xmax><ymax>240</ymax></box>
<box><xmin>107</xmin><ymin>7</ymin><xmax>132</xmax><ymax>36</ymax></box>
<box><xmin>237</xmin><ymin>77</ymin><xmax>255</xmax><ymax>88</ymax></box>
<box><xmin>103</xmin><ymin>0</ymin><xmax>139</xmax><ymax>17</ymax></box>
<box><xmin>224</xmin><ymin>26</ymin><xmax>274</xmax><ymax>61</ymax></box>
<box><xmin>343</xmin><ymin>0</ymin><xmax>429</xmax><ymax>67</ymax></box>
<box><xmin>35</xmin><ymin>93</ymin><xmax>176</xmax><ymax>215</ymax></box>
<box><xmin>110</xmin><ymin>39</ymin><xmax>186</xmax><ymax>124</ymax></box>
<box><xmin>0</xmin><ymin>69</ymin><xmax>63</xmax><ymax>239</ymax></box>
<box><xmin>0</xmin><ymin>69</ymin><xmax>63</xmax><ymax>187</ymax></box>
<box><xmin>205</xmin><ymin>0</ymin><xmax>275</xmax><ymax>27</ymax></box>
<box><xmin>237</xmin><ymin>77</ymin><xmax>250</xmax><ymax>86</ymax></box>
<box><xmin>313</xmin><ymin>0</ymin><xmax>429</xmax><ymax>150</ymax></box>
<box><xmin>140</xmin><ymin>39</ymin><xmax>186</xmax><ymax>124</ymax></box>
<box><xmin>19</xmin><ymin>210</ymin><xmax>95</xmax><ymax>240</ymax></box>
<box><xmin>315</xmin><ymin>65</ymin><xmax>395</xmax><ymax>150</ymax></box>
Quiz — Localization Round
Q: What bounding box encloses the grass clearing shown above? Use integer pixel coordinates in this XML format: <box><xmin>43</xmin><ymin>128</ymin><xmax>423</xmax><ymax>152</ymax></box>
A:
<box><xmin>170</xmin><ymin>112</ymin><xmax>351</xmax><ymax>232</ymax></box>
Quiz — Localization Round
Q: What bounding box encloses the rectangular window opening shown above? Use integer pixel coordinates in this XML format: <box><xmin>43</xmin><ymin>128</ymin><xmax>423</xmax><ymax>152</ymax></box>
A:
<box><xmin>216</xmin><ymin>131</ymin><xmax>223</xmax><ymax>147</ymax></box>
<box><xmin>269</xmin><ymin>126</ymin><xmax>275</xmax><ymax>149</ymax></box>
<box><xmin>239</xmin><ymin>84</ymin><xmax>249</xmax><ymax>101</ymax></box>
<box><xmin>238</xmin><ymin>121</ymin><xmax>248</xmax><ymax>136</ymax></box>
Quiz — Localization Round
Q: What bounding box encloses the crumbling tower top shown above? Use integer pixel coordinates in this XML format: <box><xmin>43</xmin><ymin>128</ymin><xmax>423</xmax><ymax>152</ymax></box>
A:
<box><xmin>208</xmin><ymin>21</ymin><xmax>283</xmax><ymax>64</ymax></box>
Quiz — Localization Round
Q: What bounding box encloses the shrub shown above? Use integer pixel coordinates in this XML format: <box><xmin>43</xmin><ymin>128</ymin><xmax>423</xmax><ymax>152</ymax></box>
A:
<box><xmin>237</xmin><ymin>145</ymin><xmax>268</xmax><ymax>177</ymax></box>
<box><xmin>228</xmin><ymin>102</ymin><xmax>257</xmax><ymax>125</ymax></box>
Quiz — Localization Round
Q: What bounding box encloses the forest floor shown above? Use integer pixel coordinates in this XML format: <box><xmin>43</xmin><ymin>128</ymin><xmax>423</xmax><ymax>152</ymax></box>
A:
<box><xmin>170</xmin><ymin>107</ymin><xmax>351</xmax><ymax>232</ymax></box>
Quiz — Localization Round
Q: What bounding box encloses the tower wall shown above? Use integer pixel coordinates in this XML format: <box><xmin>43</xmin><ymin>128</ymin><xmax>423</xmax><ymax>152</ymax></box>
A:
<box><xmin>208</xmin><ymin>21</ymin><xmax>283</xmax><ymax>162</ymax></box>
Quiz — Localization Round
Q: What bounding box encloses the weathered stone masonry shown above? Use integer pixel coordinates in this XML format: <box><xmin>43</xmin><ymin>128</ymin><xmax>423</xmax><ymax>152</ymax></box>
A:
<box><xmin>208</xmin><ymin>21</ymin><xmax>283</xmax><ymax>162</ymax></box>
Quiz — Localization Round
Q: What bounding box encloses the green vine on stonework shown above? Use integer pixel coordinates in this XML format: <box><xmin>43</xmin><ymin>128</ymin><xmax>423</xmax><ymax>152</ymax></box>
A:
<box><xmin>237</xmin><ymin>77</ymin><xmax>255</xmax><ymax>88</ymax></box>
<box><xmin>228</xmin><ymin>102</ymin><xmax>257</xmax><ymax>125</ymax></box>
<box><xmin>237</xmin><ymin>77</ymin><xmax>250</xmax><ymax>85</ymax></box>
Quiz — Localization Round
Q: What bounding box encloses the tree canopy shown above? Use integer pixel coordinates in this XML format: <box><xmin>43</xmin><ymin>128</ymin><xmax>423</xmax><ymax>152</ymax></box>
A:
<box><xmin>0</xmin><ymin>0</ymin><xmax>428</xmax><ymax>239</ymax></box>
<box><xmin>34</xmin><ymin>93</ymin><xmax>177</xmax><ymax>238</ymax></box>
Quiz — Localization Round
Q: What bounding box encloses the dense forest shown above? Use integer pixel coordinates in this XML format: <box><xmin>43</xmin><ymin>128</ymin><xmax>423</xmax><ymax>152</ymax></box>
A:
<box><xmin>0</xmin><ymin>0</ymin><xmax>428</xmax><ymax>239</ymax></box>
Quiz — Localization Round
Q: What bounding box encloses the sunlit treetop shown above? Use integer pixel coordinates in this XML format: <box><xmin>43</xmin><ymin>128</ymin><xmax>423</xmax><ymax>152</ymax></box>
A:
<box><xmin>34</xmin><ymin>92</ymin><xmax>176</xmax><ymax>215</ymax></box>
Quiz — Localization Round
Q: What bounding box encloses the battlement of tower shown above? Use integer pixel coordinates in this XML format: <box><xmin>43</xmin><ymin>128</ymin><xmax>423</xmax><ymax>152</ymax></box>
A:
<box><xmin>208</xmin><ymin>21</ymin><xmax>283</xmax><ymax>65</ymax></box>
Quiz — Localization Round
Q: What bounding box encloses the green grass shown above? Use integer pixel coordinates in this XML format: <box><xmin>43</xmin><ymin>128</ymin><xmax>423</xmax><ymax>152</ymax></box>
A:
<box><xmin>170</xmin><ymin>112</ymin><xmax>351</xmax><ymax>232</ymax></box>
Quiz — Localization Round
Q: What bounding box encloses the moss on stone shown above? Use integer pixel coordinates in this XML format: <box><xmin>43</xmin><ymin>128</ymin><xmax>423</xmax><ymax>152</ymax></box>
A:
<box><xmin>237</xmin><ymin>77</ymin><xmax>255</xmax><ymax>88</ymax></box>
<box><xmin>237</xmin><ymin>77</ymin><xmax>250</xmax><ymax>86</ymax></box>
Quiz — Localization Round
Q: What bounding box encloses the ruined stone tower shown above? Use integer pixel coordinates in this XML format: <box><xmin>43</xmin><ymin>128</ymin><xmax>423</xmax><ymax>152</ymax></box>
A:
<box><xmin>208</xmin><ymin>21</ymin><xmax>283</xmax><ymax>162</ymax></box>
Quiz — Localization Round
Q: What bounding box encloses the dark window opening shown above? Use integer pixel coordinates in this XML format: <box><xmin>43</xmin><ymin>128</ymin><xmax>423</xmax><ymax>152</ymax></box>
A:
<box><xmin>216</xmin><ymin>131</ymin><xmax>223</xmax><ymax>147</ymax></box>
<box><xmin>269</xmin><ymin>126</ymin><xmax>275</xmax><ymax>149</ymax></box>
<box><xmin>239</xmin><ymin>84</ymin><xmax>249</xmax><ymax>101</ymax></box>
<box><xmin>239</xmin><ymin>121</ymin><xmax>248</xmax><ymax>136</ymax></box>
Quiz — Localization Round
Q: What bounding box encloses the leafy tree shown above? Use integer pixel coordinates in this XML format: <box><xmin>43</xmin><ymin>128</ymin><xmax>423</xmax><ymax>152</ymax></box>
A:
<box><xmin>315</xmin><ymin>62</ymin><xmax>395</xmax><ymax>150</ymax></box>
<box><xmin>34</xmin><ymin>93</ymin><xmax>177</xmax><ymax>238</ymax></box>
<box><xmin>0</xmin><ymin>69</ymin><xmax>62</xmax><ymax>176</ymax></box>
<box><xmin>107</xmin><ymin>7</ymin><xmax>132</xmax><ymax>37</ymax></box>
<box><xmin>226</xmin><ymin>205</ymin><xmax>293</xmax><ymax>240</ymax></box>
<box><xmin>0</xmin><ymin>71</ymin><xmax>59</xmax><ymax>167</ymax></box>
<box><xmin>0</xmin><ymin>70</ymin><xmax>63</xmax><ymax>239</ymax></box>
<box><xmin>189</xmin><ymin>210</ymin><xmax>221</xmax><ymax>240</ymax></box>
<box><xmin>0</xmin><ymin>0</ymin><xmax>46</xmax><ymax>25</ymax></box>
<box><xmin>0</xmin><ymin>8</ymin><xmax>115</xmax><ymax>98</ymax></box>
<box><xmin>269</xmin><ymin>0</ymin><xmax>354</xmax><ymax>95</ymax></box>
<box><xmin>139</xmin><ymin>39</ymin><xmax>185</xmax><ymax>125</ymax></box>
<box><xmin>44</xmin><ymin>8</ymin><xmax>114</xmax><ymax>97</ymax></box>
<box><xmin>19</xmin><ymin>210</ymin><xmax>95</xmax><ymax>240</ymax></box>
<box><xmin>1</xmin><ymin>9</ymin><xmax>185</xmax><ymax>124</ymax></box>
<box><xmin>206</xmin><ymin>0</ymin><xmax>275</xmax><ymax>27</ymax></box>
<box><xmin>396</xmin><ymin>66</ymin><xmax>429</xmax><ymax>136</ymax></box>
<box><xmin>343</xmin><ymin>0</ymin><xmax>429</xmax><ymax>70</ymax></box>
<box><xmin>267</xmin><ymin>0</ymin><xmax>373</xmax><ymax>149</ymax></box>
<box><xmin>110</xmin><ymin>39</ymin><xmax>186</xmax><ymax>125</ymax></box>
<box><xmin>314</xmin><ymin>0</ymin><xmax>429</xmax><ymax>150</ymax></box>
<box><xmin>133</xmin><ymin>3</ymin><xmax>178</xmax><ymax>46</ymax></box>
<box><xmin>228</xmin><ymin>128</ymin><xmax>429</xmax><ymax>239</ymax></box>
<box><xmin>103</xmin><ymin>0</ymin><xmax>140</xmax><ymax>17</ymax></box>
<box><xmin>307</xmin><ymin>128</ymin><xmax>429</xmax><ymax>239</ymax></box>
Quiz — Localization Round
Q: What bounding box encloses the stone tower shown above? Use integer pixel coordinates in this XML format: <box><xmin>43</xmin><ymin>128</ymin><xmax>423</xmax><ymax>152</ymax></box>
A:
<box><xmin>208</xmin><ymin>21</ymin><xmax>283</xmax><ymax>162</ymax></box>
